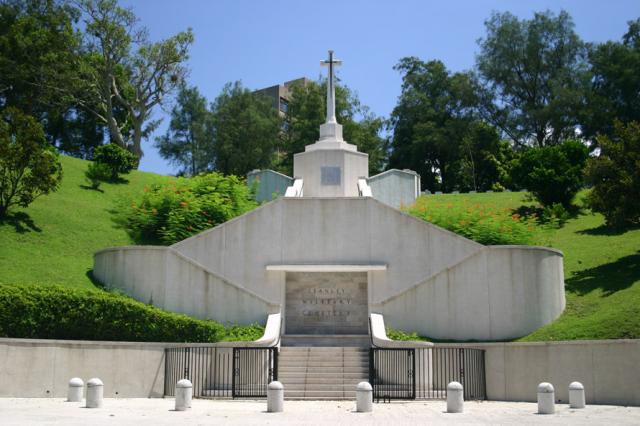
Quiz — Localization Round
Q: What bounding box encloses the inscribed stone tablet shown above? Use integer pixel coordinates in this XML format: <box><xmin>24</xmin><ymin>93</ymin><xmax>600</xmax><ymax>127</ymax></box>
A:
<box><xmin>321</xmin><ymin>166</ymin><xmax>341</xmax><ymax>185</ymax></box>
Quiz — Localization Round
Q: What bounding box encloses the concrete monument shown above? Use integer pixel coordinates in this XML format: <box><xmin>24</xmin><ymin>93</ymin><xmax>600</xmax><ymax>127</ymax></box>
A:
<box><xmin>94</xmin><ymin>50</ymin><xmax>565</xmax><ymax>342</ymax></box>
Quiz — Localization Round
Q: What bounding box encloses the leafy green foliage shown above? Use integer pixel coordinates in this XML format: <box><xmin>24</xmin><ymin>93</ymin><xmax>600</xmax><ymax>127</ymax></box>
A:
<box><xmin>93</xmin><ymin>143</ymin><xmax>137</xmax><ymax>181</ymax></box>
<box><xmin>0</xmin><ymin>284</ymin><xmax>263</xmax><ymax>342</ymax></box>
<box><xmin>405</xmin><ymin>195</ymin><xmax>537</xmax><ymax>245</ymax></box>
<box><xmin>586</xmin><ymin>121</ymin><xmax>640</xmax><ymax>228</ymax></box>
<box><xmin>119</xmin><ymin>172</ymin><xmax>258</xmax><ymax>245</ymax></box>
<box><xmin>386</xmin><ymin>327</ymin><xmax>431</xmax><ymax>342</ymax></box>
<box><xmin>476</xmin><ymin>10</ymin><xmax>588</xmax><ymax>147</ymax></box>
<box><xmin>84</xmin><ymin>161</ymin><xmax>110</xmax><ymax>190</ymax></box>
<box><xmin>387</xmin><ymin>58</ymin><xmax>511</xmax><ymax>192</ymax></box>
<box><xmin>511</xmin><ymin>140</ymin><xmax>589</xmax><ymax>207</ymax></box>
<box><xmin>210</xmin><ymin>82</ymin><xmax>282</xmax><ymax>176</ymax></box>
<box><xmin>582</xmin><ymin>19</ymin><xmax>640</xmax><ymax>140</ymax></box>
<box><xmin>155</xmin><ymin>85</ymin><xmax>214</xmax><ymax>176</ymax></box>
<box><xmin>0</xmin><ymin>108</ymin><xmax>63</xmax><ymax>217</ymax></box>
<box><xmin>281</xmin><ymin>79</ymin><xmax>386</xmax><ymax>175</ymax></box>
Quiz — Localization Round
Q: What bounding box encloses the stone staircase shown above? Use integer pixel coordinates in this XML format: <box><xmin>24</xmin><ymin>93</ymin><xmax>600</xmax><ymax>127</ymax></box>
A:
<box><xmin>278</xmin><ymin>346</ymin><xmax>369</xmax><ymax>400</ymax></box>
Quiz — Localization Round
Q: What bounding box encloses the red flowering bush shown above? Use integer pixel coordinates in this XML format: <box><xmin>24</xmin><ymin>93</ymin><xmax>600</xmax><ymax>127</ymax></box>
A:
<box><xmin>119</xmin><ymin>172</ymin><xmax>257</xmax><ymax>245</ymax></box>
<box><xmin>405</xmin><ymin>197</ymin><xmax>538</xmax><ymax>245</ymax></box>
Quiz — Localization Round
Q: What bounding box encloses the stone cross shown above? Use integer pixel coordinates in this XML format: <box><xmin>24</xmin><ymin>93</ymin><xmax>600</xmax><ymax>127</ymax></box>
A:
<box><xmin>320</xmin><ymin>50</ymin><xmax>342</xmax><ymax>124</ymax></box>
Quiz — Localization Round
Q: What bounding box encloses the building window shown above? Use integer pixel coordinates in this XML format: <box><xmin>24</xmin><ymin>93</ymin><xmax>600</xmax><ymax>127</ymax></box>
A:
<box><xmin>279</xmin><ymin>98</ymin><xmax>289</xmax><ymax>113</ymax></box>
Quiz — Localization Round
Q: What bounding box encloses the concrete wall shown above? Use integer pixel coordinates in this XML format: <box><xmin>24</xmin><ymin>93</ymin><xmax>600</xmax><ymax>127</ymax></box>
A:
<box><xmin>94</xmin><ymin>197</ymin><xmax>565</xmax><ymax>340</ymax></box>
<box><xmin>376</xmin><ymin>246</ymin><xmax>565</xmax><ymax>340</ymax></box>
<box><xmin>247</xmin><ymin>169</ymin><xmax>293</xmax><ymax>203</ymax></box>
<box><xmin>0</xmin><ymin>338</ymin><xmax>166</xmax><ymax>398</ymax></box>
<box><xmin>173</xmin><ymin>197</ymin><xmax>483</xmax><ymax>304</ymax></box>
<box><xmin>2</xmin><ymin>338</ymin><xmax>638</xmax><ymax>406</ymax></box>
<box><xmin>439</xmin><ymin>340</ymin><xmax>640</xmax><ymax>406</ymax></box>
<box><xmin>293</xmin><ymin>149</ymin><xmax>369</xmax><ymax>197</ymax></box>
<box><xmin>368</xmin><ymin>169</ymin><xmax>420</xmax><ymax>209</ymax></box>
<box><xmin>94</xmin><ymin>246</ymin><xmax>277</xmax><ymax>325</ymax></box>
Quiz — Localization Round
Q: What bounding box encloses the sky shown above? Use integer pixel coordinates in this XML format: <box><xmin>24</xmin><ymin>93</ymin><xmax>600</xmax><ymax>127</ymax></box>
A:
<box><xmin>120</xmin><ymin>0</ymin><xmax>640</xmax><ymax>175</ymax></box>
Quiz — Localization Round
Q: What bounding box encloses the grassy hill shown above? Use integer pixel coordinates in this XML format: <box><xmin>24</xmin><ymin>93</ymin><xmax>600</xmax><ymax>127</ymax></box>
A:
<box><xmin>415</xmin><ymin>192</ymin><xmax>640</xmax><ymax>341</ymax></box>
<box><xmin>1</xmin><ymin>156</ymin><xmax>639</xmax><ymax>341</ymax></box>
<box><xmin>0</xmin><ymin>155</ymin><xmax>168</xmax><ymax>288</ymax></box>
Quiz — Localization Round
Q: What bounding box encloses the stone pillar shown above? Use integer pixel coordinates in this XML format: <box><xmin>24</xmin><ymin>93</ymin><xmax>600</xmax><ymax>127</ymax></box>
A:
<box><xmin>86</xmin><ymin>378</ymin><xmax>104</xmax><ymax>408</ymax></box>
<box><xmin>67</xmin><ymin>378</ymin><xmax>84</xmax><ymax>402</ymax></box>
<box><xmin>175</xmin><ymin>379</ymin><xmax>192</xmax><ymax>411</ymax></box>
<box><xmin>447</xmin><ymin>381</ymin><xmax>464</xmax><ymax>413</ymax></box>
<box><xmin>267</xmin><ymin>381</ymin><xmax>284</xmax><ymax>413</ymax></box>
<box><xmin>537</xmin><ymin>382</ymin><xmax>555</xmax><ymax>414</ymax></box>
<box><xmin>356</xmin><ymin>382</ymin><xmax>373</xmax><ymax>412</ymax></box>
<box><xmin>569</xmin><ymin>382</ymin><xmax>585</xmax><ymax>409</ymax></box>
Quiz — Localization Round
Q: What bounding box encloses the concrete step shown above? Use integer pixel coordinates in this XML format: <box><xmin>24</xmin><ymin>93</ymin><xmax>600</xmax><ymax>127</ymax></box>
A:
<box><xmin>284</xmin><ymin>390</ymin><xmax>358</xmax><ymax>399</ymax></box>
<box><xmin>278</xmin><ymin>374</ymin><xmax>369</xmax><ymax>385</ymax></box>
<box><xmin>278</xmin><ymin>372</ymin><xmax>368</xmax><ymax>380</ymax></box>
<box><xmin>281</xmin><ymin>335</ymin><xmax>370</xmax><ymax>347</ymax></box>
<box><xmin>278</xmin><ymin>361</ymin><xmax>368</xmax><ymax>368</ymax></box>
<box><xmin>281</xmin><ymin>383</ymin><xmax>366</xmax><ymax>391</ymax></box>
<box><xmin>278</xmin><ymin>366</ymin><xmax>369</xmax><ymax>374</ymax></box>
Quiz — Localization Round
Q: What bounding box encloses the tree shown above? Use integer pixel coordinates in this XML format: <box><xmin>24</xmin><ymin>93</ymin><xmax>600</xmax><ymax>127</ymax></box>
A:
<box><xmin>92</xmin><ymin>143</ymin><xmax>137</xmax><ymax>181</ymax></box>
<box><xmin>155</xmin><ymin>85</ymin><xmax>214</xmax><ymax>176</ymax></box>
<box><xmin>211</xmin><ymin>82</ymin><xmax>282</xmax><ymax>176</ymax></box>
<box><xmin>0</xmin><ymin>0</ymin><xmax>90</xmax><ymax>152</ymax></box>
<box><xmin>0</xmin><ymin>108</ymin><xmax>63</xmax><ymax>217</ymax></box>
<box><xmin>476</xmin><ymin>10</ymin><xmax>588</xmax><ymax>147</ymax></box>
<box><xmin>586</xmin><ymin>121</ymin><xmax>640</xmax><ymax>228</ymax></box>
<box><xmin>581</xmin><ymin>18</ymin><xmax>640</xmax><ymax>141</ymax></box>
<box><xmin>75</xmin><ymin>0</ymin><xmax>193</xmax><ymax>160</ymax></box>
<box><xmin>511</xmin><ymin>140</ymin><xmax>588</xmax><ymax>207</ymax></box>
<box><xmin>281</xmin><ymin>79</ymin><xmax>386</xmax><ymax>175</ymax></box>
<box><xmin>387</xmin><ymin>58</ymin><xmax>481</xmax><ymax>192</ymax></box>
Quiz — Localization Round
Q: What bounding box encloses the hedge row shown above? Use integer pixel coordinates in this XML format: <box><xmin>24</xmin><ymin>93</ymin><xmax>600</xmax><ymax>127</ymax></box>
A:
<box><xmin>0</xmin><ymin>284</ymin><xmax>263</xmax><ymax>343</ymax></box>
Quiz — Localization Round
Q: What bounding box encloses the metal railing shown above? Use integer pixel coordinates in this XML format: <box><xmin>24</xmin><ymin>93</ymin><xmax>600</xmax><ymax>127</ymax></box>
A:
<box><xmin>369</xmin><ymin>347</ymin><xmax>486</xmax><ymax>402</ymax></box>
<box><xmin>164</xmin><ymin>346</ymin><xmax>278</xmax><ymax>399</ymax></box>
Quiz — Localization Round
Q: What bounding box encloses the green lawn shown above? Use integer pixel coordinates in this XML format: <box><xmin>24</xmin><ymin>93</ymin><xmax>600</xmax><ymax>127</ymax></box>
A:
<box><xmin>0</xmin><ymin>155</ymin><xmax>167</xmax><ymax>288</ymax></box>
<box><xmin>419</xmin><ymin>192</ymin><xmax>640</xmax><ymax>341</ymax></box>
<box><xmin>2</xmin><ymin>157</ymin><xmax>639</xmax><ymax>340</ymax></box>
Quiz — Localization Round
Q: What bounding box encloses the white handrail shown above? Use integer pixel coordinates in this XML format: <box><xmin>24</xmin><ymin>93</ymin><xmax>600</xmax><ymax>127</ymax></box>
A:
<box><xmin>370</xmin><ymin>313</ymin><xmax>432</xmax><ymax>348</ymax></box>
<box><xmin>285</xmin><ymin>178</ymin><xmax>304</xmax><ymax>197</ymax></box>
<box><xmin>358</xmin><ymin>178</ymin><xmax>372</xmax><ymax>197</ymax></box>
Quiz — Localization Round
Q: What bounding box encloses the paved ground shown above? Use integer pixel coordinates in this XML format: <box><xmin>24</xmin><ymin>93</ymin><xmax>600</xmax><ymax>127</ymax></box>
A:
<box><xmin>2</xmin><ymin>398</ymin><xmax>640</xmax><ymax>425</ymax></box>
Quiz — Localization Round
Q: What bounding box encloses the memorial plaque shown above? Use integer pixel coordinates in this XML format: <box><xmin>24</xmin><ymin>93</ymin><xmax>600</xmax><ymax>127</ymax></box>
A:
<box><xmin>321</xmin><ymin>166</ymin><xmax>341</xmax><ymax>185</ymax></box>
<box><xmin>285</xmin><ymin>272</ymin><xmax>368</xmax><ymax>334</ymax></box>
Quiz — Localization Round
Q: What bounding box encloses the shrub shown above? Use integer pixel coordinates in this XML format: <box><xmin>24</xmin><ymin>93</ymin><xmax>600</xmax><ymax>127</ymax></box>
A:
<box><xmin>511</xmin><ymin>140</ymin><xmax>589</xmax><ymax>207</ymax></box>
<box><xmin>0</xmin><ymin>108</ymin><xmax>63</xmax><ymax>217</ymax></box>
<box><xmin>0</xmin><ymin>284</ymin><xmax>263</xmax><ymax>342</ymax></box>
<box><xmin>120</xmin><ymin>172</ymin><xmax>258</xmax><ymax>245</ymax></box>
<box><xmin>84</xmin><ymin>162</ymin><xmax>111</xmax><ymax>190</ymax></box>
<box><xmin>93</xmin><ymin>143</ymin><xmax>138</xmax><ymax>181</ymax></box>
<box><xmin>405</xmin><ymin>196</ymin><xmax>537</xmax><ymax>245</ymax></box>
<box><xmin>586</xmin><ymin>121</ymin><xmax>640</xmax><ymax>228</ymax></box>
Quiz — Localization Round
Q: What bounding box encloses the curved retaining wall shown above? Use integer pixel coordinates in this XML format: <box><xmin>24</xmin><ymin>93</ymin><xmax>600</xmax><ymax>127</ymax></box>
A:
<box><xmin>93</xmin><ymin>246</ymin><xmax>277</xmax><ymax>325</ymax></box>
<box><xmin>374</xmin><ymin>246</ymin><xmax>565</xmax><ymax>341</ymax></box>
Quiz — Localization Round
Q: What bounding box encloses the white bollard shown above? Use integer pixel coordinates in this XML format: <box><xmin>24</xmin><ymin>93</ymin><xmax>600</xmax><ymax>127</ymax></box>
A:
<box><xmin>67</xmin><ymin>378</ymin><xmax>84</xmax><ymax>402</ymax></box>
<box><xmin>267</xmin><ymin>381</ymin><xmax>284</xmax><ymax>413</ymax></box>
<box><xmin>175</xmin><ymin>379</ymin><xmax>192</xmax><ymax>411</ymax></box>
<box><xmin>569</xmin><ymin>382</ymin><xmax>585</xmax><ymax>409</ymax></box>
<box><xmin>356</xmin><ymin>382</ymin><xmax>373</xmax><ymax>413</ymax></box>
<box><xmin>86</xmin><ymin>378</ymin><xmax>104</xmax><ymax>408</ymax></box>
<box><xmin>537</xmin><ymin>382</ymin><xmax>555</xmax><ymax>414</ymax></box>
<box><xmin>447</xmin><ymin>381</ymin><xmax>464</xmax><ymax>413</ymax></box>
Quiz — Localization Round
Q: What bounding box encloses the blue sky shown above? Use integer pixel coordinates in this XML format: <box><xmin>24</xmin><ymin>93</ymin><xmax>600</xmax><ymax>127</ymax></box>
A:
<box><xmin>121</xmin><ymin>0</ymin><xmax>640</xmax><ymax>175</ymax></box>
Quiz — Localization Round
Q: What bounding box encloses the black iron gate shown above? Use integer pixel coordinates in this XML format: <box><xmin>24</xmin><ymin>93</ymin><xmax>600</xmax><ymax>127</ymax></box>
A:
<box><xmin>164</xmin><ymin>346</ymin><xmax>277</xmax><ymax>399</ymax></box>
<box><xmin>369</xmin><ymin>348</ymin><xmax>416</xmax><ymax>401</ymax></box>
<box><xmin>232</xmin><ymin>347</ymin><xmax>278</xmax><ymax>398</ymax></box>
<box><xmin>370</xmin><ymin>347</ymin><xmax>486</xmax><ymax>402</ymax></box>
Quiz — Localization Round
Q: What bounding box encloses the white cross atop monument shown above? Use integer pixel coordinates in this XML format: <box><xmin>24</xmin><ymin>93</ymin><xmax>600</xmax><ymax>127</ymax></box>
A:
<box><xmin>294</xmin><ymin>50</ymin><xmax>369</xmax><ymax>196</ymax></box>
<box><xmin>306</xmin><ymin>50</ymin><xmax>357</xmax><ymax>152</ymax></box>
